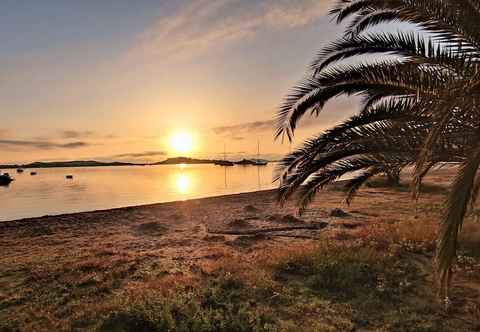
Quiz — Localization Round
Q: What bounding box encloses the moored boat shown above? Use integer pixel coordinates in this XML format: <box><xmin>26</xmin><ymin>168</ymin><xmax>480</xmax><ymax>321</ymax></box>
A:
<box><xmin>252</xmin><ymin>160</ymin><xmax>268</xmax><ymax>166</ymax></box>
<box><xmin>235</xmin><ymin>159</ymin><xmax>255</xmax><ymax>165</ymax></box>
<box><xmin>214</xmin><ymin>160</ymin><xmax>234</xmax><ymax>166</ymax></box>
<box><xmin>0</xmin><ymin>173</ymin><xmax>13</xmax><ymax>186</ymax></box>
<box><xmin>253</xmin><ymin>140</ymin><xmax>268</xmax><ymax>166</ymax></box>
<box><xmin>214</xmin><ymin>143</ymin><xmax>235</xmax><ymax>166</ymax></box>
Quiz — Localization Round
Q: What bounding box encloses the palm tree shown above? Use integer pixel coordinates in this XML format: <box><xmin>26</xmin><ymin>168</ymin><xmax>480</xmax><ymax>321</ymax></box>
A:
<box><xmin>275</xmin><ymin>0</ymin><xmax>480</xmax><ymax>300</ymax></box>
<box><xmin>277</xmin><ymin>99</ymin><xmax>470</xmax><ymax>211</ymax></box>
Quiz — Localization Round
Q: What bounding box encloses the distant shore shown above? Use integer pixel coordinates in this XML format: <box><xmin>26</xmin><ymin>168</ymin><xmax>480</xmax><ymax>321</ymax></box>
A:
<box><xmin>0</xmin><ymin>156</ymin><xmax>273</xmax><ymax>170</ymax></box>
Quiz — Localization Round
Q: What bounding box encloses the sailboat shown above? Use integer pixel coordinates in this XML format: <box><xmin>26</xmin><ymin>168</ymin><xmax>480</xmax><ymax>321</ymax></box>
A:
<box><xmin>214</xmin><ymin>143</ymin><xmax>234</xmax><ymax>166</ymax></box>
<box><xmin>252</xmin><ymin>140</ymin><xmax>267</xmax><ymax>166</ymax></box>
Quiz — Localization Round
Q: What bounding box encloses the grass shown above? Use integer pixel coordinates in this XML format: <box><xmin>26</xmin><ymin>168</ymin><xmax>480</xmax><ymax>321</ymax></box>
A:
<box><xmin>100</xmin><ymin>276</ymin><xmax>277</xmax><ymax>332</ymax></box>
<box><xmin>1</xmin><ymin>238</ymin><xmax>478</xmax><ymax>332</ymax></box>
<box><xmin>55</xmin><ymin>240</ymin><xmax>474</xmax><ymax>332</ymax></box>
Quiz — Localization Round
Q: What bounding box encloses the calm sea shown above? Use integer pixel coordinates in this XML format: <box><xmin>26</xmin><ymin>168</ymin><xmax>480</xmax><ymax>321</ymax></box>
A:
<box><xmin>0</xmin><ymin>164</ymin><xmax>278</xmax><ymax>222</ymax></box>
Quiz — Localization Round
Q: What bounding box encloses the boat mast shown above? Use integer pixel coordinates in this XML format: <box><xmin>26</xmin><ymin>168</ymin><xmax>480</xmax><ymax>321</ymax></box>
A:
<box><xmin>257</xmin><ymin>140</ymin><xmax>260</xmax><ymax>161</ymax></box>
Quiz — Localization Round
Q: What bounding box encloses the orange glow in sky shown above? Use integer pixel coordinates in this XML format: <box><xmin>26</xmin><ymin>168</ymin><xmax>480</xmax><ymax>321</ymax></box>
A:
<box><xmin>0</xmin><ymin>1</ymin><xmax>358</xmax><ymax>164</ymax></box>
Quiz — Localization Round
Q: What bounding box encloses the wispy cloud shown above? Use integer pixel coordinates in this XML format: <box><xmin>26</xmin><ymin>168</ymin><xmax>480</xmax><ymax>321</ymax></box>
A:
<box><xmin>133</xmin><ymin>0</ymin><xmax>330</xmax><ymax>61</ymax></box>
<box><xmin>60</xmin><ymin>130</ymin><xmax>94</xmax><ymax>139</ymax></box>
<box><xmin>212</xmin><ymin>98</ymin><xmax>360</xmax><ymax>137</ymax></box>
<box><xmin>0</xmin><ymin>139</ymin><xmax>90</xmax><ymax>150</ymax></box>
<box><xmin>110</xmin><ymin>151</ymin><xmax>167</xmax><ymax>159</ymax></box>
<box><xmin>212</xmin><ymin>120</ymin><xmax>275</xmax><ymax>135</ymax></box>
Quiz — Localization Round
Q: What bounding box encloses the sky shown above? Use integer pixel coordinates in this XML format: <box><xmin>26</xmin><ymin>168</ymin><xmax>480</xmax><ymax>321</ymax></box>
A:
<box><xmin>0</xmin><ymin>0</ymin><xmax>359</xmax><ymax>164</ymax></box>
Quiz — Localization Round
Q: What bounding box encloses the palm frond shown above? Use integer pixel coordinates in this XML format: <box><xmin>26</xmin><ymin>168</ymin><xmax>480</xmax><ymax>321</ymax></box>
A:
<box><xmin>437</xmin><ymin>145</ymin><xmax>480</xmax><ymax>297</ymax></box>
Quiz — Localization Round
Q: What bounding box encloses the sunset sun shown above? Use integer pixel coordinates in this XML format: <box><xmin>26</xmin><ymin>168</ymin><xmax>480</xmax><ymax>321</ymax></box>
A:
<box><xmin>169</xmin><ymin>132</ymin><xmax>194</xmax><ymax>154</ymax></box>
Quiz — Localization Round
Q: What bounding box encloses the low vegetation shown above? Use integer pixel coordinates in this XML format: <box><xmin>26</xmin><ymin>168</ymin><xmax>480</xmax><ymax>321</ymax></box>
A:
<box><xmin>2</xmin><ymin>221</ymin><xmax>479</xmax><ymax>331</ymax></box>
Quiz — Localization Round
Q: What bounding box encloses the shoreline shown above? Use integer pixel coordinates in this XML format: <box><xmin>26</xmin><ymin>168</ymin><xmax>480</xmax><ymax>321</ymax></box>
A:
<box><xmin>0</xmin><ymin>188</ymin><xmax>278</xmax><ymax>225</ymax></box>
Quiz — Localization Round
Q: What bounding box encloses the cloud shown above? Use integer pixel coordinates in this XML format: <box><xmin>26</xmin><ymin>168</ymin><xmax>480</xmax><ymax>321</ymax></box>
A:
<box><xmin>61</xmin><ymin>130</ymin><xmax>94</xmax><ymax>139</ymax></box>
<box><xmin>212</xmin><ymin>98</ymin><xmax>360</xmax><ymax>137</ymax></box>
<box><xmin>133</xmin><ymin>0</ymin><xmax>330</xmax><ymax>61</ymax></box>
<box><xmin>110</xmin><ymin>151</ymin><xmax>167</xmax><ymax>159</ymax></box>
<box><xmin>212</xmin><ymin>120</ymin><xmax>275</xmax><ymax>135</ymax></box>
<box><xmin>0</xmin><ymin>139</ymin><xmax>90</xmax><ymax>150</ymax></box>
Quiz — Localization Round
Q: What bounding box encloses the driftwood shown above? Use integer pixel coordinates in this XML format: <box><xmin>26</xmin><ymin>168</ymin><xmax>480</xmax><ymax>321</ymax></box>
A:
<box><xmin>268</xmin><ymin>234</ymin><xmax>321</xmax><ymax>240</ymax></box>
<box><xmin>207</xmin><ymin>222</ymin><xmax>328</xmax><ymax>236</ymax></box>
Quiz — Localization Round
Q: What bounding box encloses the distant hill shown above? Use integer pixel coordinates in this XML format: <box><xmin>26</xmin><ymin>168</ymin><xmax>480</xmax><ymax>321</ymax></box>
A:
<box><xmin>0</xmin><ymin>160</ymin><xmax>142</xmax><ymax>169</ymax></box>
<box><xmin>0</xmin><ymin>156</ymin><xmax>271</xmax><ymax>169</ymax></box>
<box><xmin>153</xmin><ymin>157</ymin><xmax>220</xmax><ymax>165</ymax></box>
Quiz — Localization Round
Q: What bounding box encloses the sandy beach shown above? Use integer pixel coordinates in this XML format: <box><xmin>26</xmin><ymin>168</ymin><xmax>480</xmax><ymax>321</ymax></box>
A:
<box><xmin>1</xmin><ymin>167</ymin><xmax>480</xmax><ymax>331</ymax></box>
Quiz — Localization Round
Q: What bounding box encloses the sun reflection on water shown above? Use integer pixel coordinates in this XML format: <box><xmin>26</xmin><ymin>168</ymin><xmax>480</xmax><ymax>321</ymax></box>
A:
<box><xmin>175</xmin><ymin>174</ymin><xmax>190</xmax><ymax>194</ymax></box>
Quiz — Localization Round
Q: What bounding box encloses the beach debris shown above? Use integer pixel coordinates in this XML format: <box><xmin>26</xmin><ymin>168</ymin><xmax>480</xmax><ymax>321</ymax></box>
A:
<box><xmin>244</xmin><ymin>205</ymin><xmax>260</xmax><ymax>213</ymax></box>
<box><xmin>169</xmin><ymin>213</ymin><xmax>184</xmax><ymax>221</ymax></box>
<box><xmin>134</xmin><ymin>221</ymin><xmax>167</xmax><ymax>236</ymax></box>
<box><xmin>227</xmin><ymin>234</ymin><xmax>269</xmax><ymax>248</ymax></box>
<box><xmin>30</xmin><ymin>171</ymin><xmax>37</xmax><ymax>176</ymax></box>
<box><xmin>338</xmin><ymin>222</ymin><xmax>363</xmax><ymax>229</ymax></box>
<box><xmin>20</xmin><ymin>225</ymin><xmax>54</xmax><ymax>237</ymax></box>
<box><xmin>267</xmin><ymin>214</ymin><xmax>305</xmax><ymax>223</ymax></box>
<box><xmin>17</xmin><ymin>168</ymin><xmax>24</xmax><ymax>173</ymax></box>
<box><xmin>329</xmin><ymin>208</ymin><xmax>350</xmax><ymax>217</ymax></box>
<box><xmin>208</xmin><ymin>222</ymin><xmax>328</xmax><ymax>236</ymax></box>
<box><xmin>280</xmin><ymin>214</ymin><xmax>304</xmax><ymax>223</ymax></box>
<box><xmin>66</xmin><ymin>175</ymin><xmax>73</xmax><ymax>179</ymax></box>
<box><xmin>267</xmin><ymin>214</ymin><xmax>282</xmax><ymax>221</ymax></box>
<box><xmin>227</xmin><ymin>218</ymin><xmax>251</xmax><ymax>228</ymax></box>
<box><xmin>203</xmin><ymin>235</ymin><xmax>226</xmax><ymax>242</ymax></box>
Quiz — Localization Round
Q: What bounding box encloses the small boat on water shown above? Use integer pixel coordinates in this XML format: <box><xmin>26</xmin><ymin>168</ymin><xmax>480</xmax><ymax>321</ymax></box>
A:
<box><xmin>30</xmin><ymin>171</ymin><xmax>37</xmax><ymax>176</ymax></box>
<box><xmin>253</xmin><ymin>140</ymin><xmax>268</xmax><ymax>166</ymax></box>
<box><xmin>214</xmin><ymin>160</ymin><xmax>234</xmax><ymax>166</ymax></box>
<box><xmin>17</xmin><ymin>169</ymin><xmax>24</xmax><ymax>173</ymax></box>
<box><xmin>252</xmin><ymin>160</ymin><xmax>268</xmax><ymax>166</ymax></box>
<box><xmin>235</xmin><ymin>159</ymin><xmax>255</xmax><ymax>165</ymax></box>
<box><xmin>214</xmin><ymin>144</ymin><xmax>235</xmax><ymax>166</ymax></box>
<box><xmin>0</xmin><ymin>173</ymin><xmax>13</xmax><ymax>186</ymax></box>
<box><xmin>66</xmin><ymin>175</ymin><xmax>73</xmax><ymax>179</ymax></box>
<box><xmin>235</xmin><ymin>141</ymin><xmax>268</xmax><ymax>166</ymax></box>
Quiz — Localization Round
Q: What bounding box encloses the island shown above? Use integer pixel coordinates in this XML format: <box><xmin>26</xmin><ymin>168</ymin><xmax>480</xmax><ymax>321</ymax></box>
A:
<box><xmin>0</xmin><ymin>160</ymin><xmax>144</xmax><ymax>169</ymax></box>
